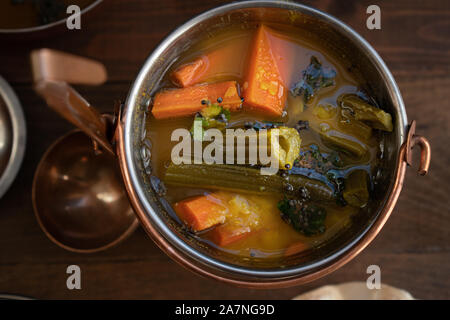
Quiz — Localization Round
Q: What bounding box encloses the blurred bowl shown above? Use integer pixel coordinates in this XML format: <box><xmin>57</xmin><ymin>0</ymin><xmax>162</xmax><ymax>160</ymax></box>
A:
<box><xmin>0</xmin><ymin>0</ymin><xmax>103</xmax><ymax>34</ymax></box>
<box><xmin>0</xmin><ymin>76</ymin><xmax>26</xmax><ymax>199</ymax></box>
<box><xmin>0</xmin><ymin>293</ymin><xmax>32</xmax><ymax>300</ymax></box>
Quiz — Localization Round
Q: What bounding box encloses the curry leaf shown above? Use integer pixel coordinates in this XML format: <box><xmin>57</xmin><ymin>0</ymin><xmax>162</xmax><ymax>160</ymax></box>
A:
<box><xmin>291</xmin><ymin>56</ymin><xmax>336</xmax><ymax>103</ymax></box>
<box><xmin>278</xmin><ymin>198</ymin><xmax>327</xmax><ymax>236</ymax></box>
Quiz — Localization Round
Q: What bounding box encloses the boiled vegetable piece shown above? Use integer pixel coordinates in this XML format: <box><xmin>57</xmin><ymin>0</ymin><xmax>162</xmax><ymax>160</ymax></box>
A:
<box><xmin>226</xmin><ymin>194</ymin><xmax>261</xmax><ymax>229</ymax></box>
<box><xmin>319</xmin><ymin>130</ymin><xmax>368</xmax><ymax>158</ymax></box>
<box><xmin>189</xmin><ymin>104</ymin><xmax>231</xmax><ymax>141</ymax></box>
<box><xmin>278</xmin><ymin>199</ymin><xmax>327</xmax><ymax>236</ymax></box>
<box><xmin>305</xmin><ymin>105</ymin><xmax>369</xmax><ymax>158</ymax></box>
<box><xmin>243</xmin><ymin>25</ymin><xmax>287</xmax><ymax>116</ymax></box>
<box><xmin>210</xmin><ymin>193</ymin><xmax>261</xmax><ymax>246</ymax></box>
<box><xmin>200</xmin><ymin>104</ymin><xmax>223</xmax><ymax>119</ymax></box>
<box><xmin>165</xmin><ymin>163</ymin><xmax>335</xmax><ymax>201</ymax></box>
<box><xmin>238</xmin><ymin>127</ymin><xmax>301</xmax><ymax>169</ymax></box>
<box><xmin>338</xmin><ymin>108</ymin><xmax>373</xmax><ymax>142</ymax></box>
<box><xmin>343</xmin><ymin>170</ymin><xmax>369</xmax><ymax>208</ymax></box>
<box><xmin>184</xmin><ymin>125</ymin><xmax>301</xmax><ymax>168</ymax></box>
<box><xmin>312</xmin><ymin>104</ymin><xmax>336</xmax><ymax>120</ymax></box>
<box><xmin>212</xmin><ymin>225</ymin><xmax>252</xmax><ymax>246</ymax></box>
<box><xmin>338</xmin><ymin>94</ymin><xmax>393</xmax><ymax>132</ymax></box>
<box><xmin>269</xmin><ymin>127</ymin><xmax>302</xmax><ymax>169</ymax></box>
<box><xmin>291</xmin><ymin>56</ymin><xmax>336</xmax><ymax>103</ymax></box>
<box><xmin>172</xmin><ymin>35</ymin><xmax>251</xmax><ymax>87</ymax></box>
<box><xmin>284</xmin><ymin>241</ymin><xmax>308</xmax><ymax>256</ymax></box>
<box><xmin>174</xmin><ymin>195</ymin><xmax>227</xmax><ymax>231</ymax></box>
<box><xmin>152</xmin><ymin>81</ymin><xmax>242</xmax><ymax>119</ymax></box>
<box><xmin>172</xmin><ymin>57</ymin><xmax>207</xmax><ymax>87</ymax></box>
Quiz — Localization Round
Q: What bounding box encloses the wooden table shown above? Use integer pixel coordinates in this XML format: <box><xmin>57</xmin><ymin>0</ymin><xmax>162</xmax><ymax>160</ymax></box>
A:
<box><xmin>0</xmin><ymin>0</ymin><xmax>448</xmax><ymax>299</ymax></box>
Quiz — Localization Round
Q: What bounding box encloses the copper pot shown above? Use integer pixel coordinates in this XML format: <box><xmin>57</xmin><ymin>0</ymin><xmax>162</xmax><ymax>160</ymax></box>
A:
<box><xmin>33</xmin><ymin>1</ymin><xmax>430</xmax><ymax>288</ymax></box>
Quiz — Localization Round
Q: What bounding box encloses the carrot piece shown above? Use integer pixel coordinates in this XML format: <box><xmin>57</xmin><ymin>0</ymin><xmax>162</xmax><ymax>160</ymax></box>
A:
<box><xmin>174</xmin><ymin>195</ymin><xmax>227</xmax><ymax>232</ymax></box>
<box><xmin>172</xmin><ymin>35</ymin><xmax>251</xmax><ymax>87</ymax></box>
<box><xmin>172</xmin><ymin>56</ymin><xmax>208</xmax><ymax>87</ymax></box>
<box><xmin>212</xmin><ymin>225</ymin><xmax>252</xmax><ymax>246</ymax></box>
<box><xmin>284</xmin><ymin>241</ymin><xmax>308</xmax><ymax>256</ymax></box>
<box><xmin>243</xmin><ymin>25</ymin><xmax>287</xmax><ymax>116</ymax></box>
<box><xmin>151</xmin><ymin>81</ymin><xmax>242</xmax><ymax>119</ymax></box>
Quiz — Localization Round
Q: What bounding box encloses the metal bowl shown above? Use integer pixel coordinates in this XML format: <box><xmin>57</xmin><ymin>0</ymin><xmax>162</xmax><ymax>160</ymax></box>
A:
<box><xmin>0</xmin><ymin>0</ymin><xmax>103</xmax><ymax>34</ymax></box>
<box><xmin>0</xmin><ymin>76</ymin><xmax>26</xmax><ymax>199</ymax></box>
<box><xmin>32</xmin><ymin>130</ymin><xmax>138</xmax><ymax>253</ymax></box>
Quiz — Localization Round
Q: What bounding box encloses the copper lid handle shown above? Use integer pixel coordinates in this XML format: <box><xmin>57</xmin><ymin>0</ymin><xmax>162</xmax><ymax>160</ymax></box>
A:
<box><xmin>31</xmin><ymin>48</ymin><xmax>107</xmax><ymax>85</ymax></box>
<box><xmin>31</xmin><ymin>49</ymin><xmax>115</xmax><ymax>155</ymax></box>
<box><xmin>404</xmin><ymin>120</ymin><xmax>431</xmax><ymax>175</ymax></box>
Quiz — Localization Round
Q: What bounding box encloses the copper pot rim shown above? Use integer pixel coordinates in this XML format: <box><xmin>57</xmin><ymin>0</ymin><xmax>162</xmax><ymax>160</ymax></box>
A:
<box><xmin>32</xmin><ymin>129</ymin><xmax>139</xmax><ymax>254</ymax></box>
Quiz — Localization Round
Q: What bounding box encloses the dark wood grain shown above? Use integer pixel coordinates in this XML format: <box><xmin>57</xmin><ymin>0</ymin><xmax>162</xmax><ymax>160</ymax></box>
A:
<box><xmin>0</xmin><ymin>0</ymin><xmax>449</xmax><ymax>299</ymax></box>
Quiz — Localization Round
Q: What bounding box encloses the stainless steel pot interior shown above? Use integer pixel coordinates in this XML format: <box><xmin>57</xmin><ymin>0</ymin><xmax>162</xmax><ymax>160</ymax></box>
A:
<box><xmin>123</xmin><ymin>1</ymin><xmax>407</xmax><ymax>280</ymax></box>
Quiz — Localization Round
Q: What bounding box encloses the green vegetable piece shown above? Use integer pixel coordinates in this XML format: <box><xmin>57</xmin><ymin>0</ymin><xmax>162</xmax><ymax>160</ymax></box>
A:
<box><xmin>200</xmin><ymin>104</ymin><xmax>222</xmax><ymax>118</ymax></box>
<box><xmin>307</xmin><ymin>105</ymin><xmax>370</xmax><ymax>158</ymax></box>
<box><xmin>338</xmin><ymin>94</ymin><xmax>393</xmax><ymax>132</ymax></box>
<box><xmin>164</xmin><ymin>163</ymin><xmax>335</xmax><ymax>201</ymax></box>
<box><xmin>278</xmin><ymin>199</ymin><xmax>327</xmax><ymax>236</ymax></box>
<box><xmin>339</xmin><ymin>108</ymin><xmax>373</xmax><ymax>142</ymax></box>
<box><xmin>291</xmin><ymin>56</ymin><xmax>336</xmax><ymax>103</ymax></box>
<box><xmin>189</xmin><ymin>103</ymin><xmax>230</xmax><ymax>141</ymax></box>
<box><xmin>343</xmin><ymin>170</ymin><xmax>369</xmax><ymax>207</ymax></box>
<box><xmin>319</xmin><ymin>130</ymin><xmax>368</xmax><ymax>158</ymax></box>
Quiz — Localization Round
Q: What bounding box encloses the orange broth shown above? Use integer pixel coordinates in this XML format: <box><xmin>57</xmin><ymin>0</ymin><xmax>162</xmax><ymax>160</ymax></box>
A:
<box><xmin>145</xmin><ymin>24</ymin><xmax>383</xmax><ymax>258</ymax></box>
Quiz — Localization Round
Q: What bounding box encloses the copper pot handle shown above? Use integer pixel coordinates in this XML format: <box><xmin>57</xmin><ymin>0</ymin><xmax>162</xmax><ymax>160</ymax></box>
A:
<box><xmin>30</xmin><ymin>49</ymin><xmax>115</xmax><ymax>155</ymax></box>
<box><xmin>404</xmin><ymin>120</ymin><xmax>431</xmax><ymax>175</ymax></box>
